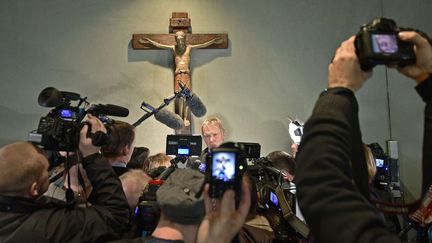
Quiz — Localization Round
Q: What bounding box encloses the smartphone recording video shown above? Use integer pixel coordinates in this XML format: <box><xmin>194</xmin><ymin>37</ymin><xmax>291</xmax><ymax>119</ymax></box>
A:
<box><xmin>207</xmin><ymin>147</ymin><xmax>244</xmax><ymax>199</ymax></box>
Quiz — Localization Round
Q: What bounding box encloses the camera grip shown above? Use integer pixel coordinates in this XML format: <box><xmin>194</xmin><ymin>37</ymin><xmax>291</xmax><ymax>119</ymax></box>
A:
<box><xmin>81</xmin><ymin>122</ymin><xmax>108</xmax><ymax>147</ymax></box>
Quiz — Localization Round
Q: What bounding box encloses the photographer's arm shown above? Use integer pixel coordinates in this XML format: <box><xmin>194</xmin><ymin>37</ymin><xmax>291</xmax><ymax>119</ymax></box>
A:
<box><xmin>398</xmin><ymin>31</ymin><xmax>432</xmax><ymax>201</ymax></box>
<box><xmin>36</xmin><ymin>115</ymin><xmax>130</xmax><ymax>242</ymax></box>
<box><xmin>295</xmin><ymin>36</ymin><xmax>400</xmax><ymax>243</ymax></box>
<box><xmin>327</xmin><ymin>36</ymin><xmax>372</xmax><ymax>92</ymax></box>
<box><xmin>78</xmin><ymin>115</ymin><xmax>131</xmax><ymax>234</ymax></box>
<box><xmin>196</xmin><ymin>179</ymin><xmax>250</xmax><ymax>243</ymax></box>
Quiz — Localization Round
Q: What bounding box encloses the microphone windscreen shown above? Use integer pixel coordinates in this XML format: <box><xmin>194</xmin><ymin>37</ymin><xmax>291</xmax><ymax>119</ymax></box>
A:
<box><xmin>92</xmin><ymin>104</ymin><xmax>129</xmax><ymax>117</ymax></box>
<box><xmin>154</xmin><ymin>109</ymin><xmax>184</xmax><ymax>130</ymax></box>
<box><xmin>186</xmin><ymin>94</ymin><xmax>207</xmax><ymax>117</ymax></box>
<box><xmin>38</xmin><ymin>87</ymin><xmax>63</xmax><ymax>107</ymax></box>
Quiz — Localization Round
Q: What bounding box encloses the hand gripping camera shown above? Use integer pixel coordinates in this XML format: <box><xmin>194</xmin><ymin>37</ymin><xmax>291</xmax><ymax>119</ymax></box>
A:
<box><xmin>355</xmin><ymin>17</ymin><xmax>416</xmax><ymax>71</ymax></box>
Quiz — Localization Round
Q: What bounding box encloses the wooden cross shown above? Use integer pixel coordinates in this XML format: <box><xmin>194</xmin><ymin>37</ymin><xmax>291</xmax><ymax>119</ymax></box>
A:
<box><xmin>132</xmin><ymin>12</ymin><xmax>228</xmax><ymax>134</ymax></box>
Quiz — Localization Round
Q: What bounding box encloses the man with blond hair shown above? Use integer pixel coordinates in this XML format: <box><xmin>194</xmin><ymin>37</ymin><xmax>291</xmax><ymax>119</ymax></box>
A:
<box><xmin>201</xmin><ymin>117</ymin><xmax>225</xmax><ymax>150</ymax></box>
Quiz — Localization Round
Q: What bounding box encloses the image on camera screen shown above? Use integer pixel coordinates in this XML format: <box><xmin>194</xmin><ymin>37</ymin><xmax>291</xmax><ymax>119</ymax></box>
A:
<box><xmin>59</xmin><ymin>109</ymin><xmax>74</xmax><ymax>119</ymax></box>
<box><xmin>372</xmin><ymin>34</ymin><xmax>398</xmax><ymax>54</ymax></box>
<box><xmin>212</xmin><ymin>152</ymin><xmax>236</xmax><ymax>182</ymax></box>
<box><xmin>375</xmin><ymin>158</ymin><xmax>385</xmax><ymax>168</ymax></box>
<box><xmin>270</xmin><ymin>191</ymin><xmax>279</xmax><ymax>207</ymax></box>
<box><xmin>177</xmin><ymin>147</ymin><xmax>190</xmax><ymax>156</ymax></box>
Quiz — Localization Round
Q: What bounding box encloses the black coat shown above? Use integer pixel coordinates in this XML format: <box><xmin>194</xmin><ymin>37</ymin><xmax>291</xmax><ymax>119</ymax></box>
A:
<box><xmin>295</xmin><ymin>80</ymin><xmax>432</xmax><ymax>243</ymax></box>
<box><xmin>0</xmin><ymin>153</ymin><xmax>131</xmax><ymax>243</ymax></box>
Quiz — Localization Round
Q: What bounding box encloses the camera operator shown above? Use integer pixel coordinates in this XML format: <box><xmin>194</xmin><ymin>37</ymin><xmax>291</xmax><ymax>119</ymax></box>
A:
<box><xmin>142</xmin><ymin>153</ymin><xmax>172</xmax><ymax>178</ymax></box>
<box><xmin>119</xmin><ymin>169</ymin><xmax>151</xmax><ymax>211</ymax></box>
<box><xmin>101</xmin><ymin>120</ymin><xmax>136</xmax><ymax>177</ymax></box>
<box><xmin>127</xmin><ymin>147</ymin><xmax>150</xmax><ymax>170</ymax></box>
<box><xmin>118</xmin><ymin>169</ymin><xmax>152</xmax><ymax>240</ymax></box>
<box><xmin>0</xmin><ymin>114</ymin><xmax>131</xmax><ymax>242</ymax></box>
<box><xmin>266</xmin><ymin>150</ymin><xmax>296</xmax><ymax>183</ymax></box>
<box><xmin>295</xmin><ymin>30</ymin><xmax>432</xmax><ymax>243</ymax></box>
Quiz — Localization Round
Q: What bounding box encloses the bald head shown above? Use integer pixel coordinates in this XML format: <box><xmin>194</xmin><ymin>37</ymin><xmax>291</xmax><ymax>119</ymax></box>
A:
<box><xmin>120</xmin><ymin>169</ymin><xmax>151</xmax><ymax>210</ymax></box>
<box><xmin>0</xmin><ymin>141</ymin><xmax>49</xmax><ymax>197</ymax></box>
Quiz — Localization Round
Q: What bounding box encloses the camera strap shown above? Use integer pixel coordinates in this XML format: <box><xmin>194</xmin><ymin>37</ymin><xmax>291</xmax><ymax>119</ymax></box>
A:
<box><xmin>275</xmin><ymin>186</ymin><xmax>310</xmax><ymax>238</ymax></box>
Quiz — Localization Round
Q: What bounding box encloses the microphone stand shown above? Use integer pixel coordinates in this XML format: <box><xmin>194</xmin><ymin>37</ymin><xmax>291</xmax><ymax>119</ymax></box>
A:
<box><xmin>133</xmin><ymin>91</ymin><xmax>183</xmax><ymax>127</ymax></box>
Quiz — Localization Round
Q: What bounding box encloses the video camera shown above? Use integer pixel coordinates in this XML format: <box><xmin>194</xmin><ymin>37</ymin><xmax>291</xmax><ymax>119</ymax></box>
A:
<box><xmin>248</xmin><ymin>156</ymin><xmax>309</xmax><ymax>241</ymax></box>
<box><xmin>206</xmin><ymin>142</ymin><xmax>309</xmax><ymax>240</ymax></box>
<box><xmin>28</xmin><ymin>87</ymin><xmax>129</xmax><ymax>152</ymax></box>
<box><xmin>166</xmin><ymin>134</ymin><xmax>202</xmax><ymax>157</ymax></box>
<box><xmin>368</xmin><ymin>143</ymin><xmax>392</xmax><ymax>190</ymax></box>
<box><xmin>355</xmin><ymin>17</ymin><xmax>416</xmax><ymax>71</ymax></box>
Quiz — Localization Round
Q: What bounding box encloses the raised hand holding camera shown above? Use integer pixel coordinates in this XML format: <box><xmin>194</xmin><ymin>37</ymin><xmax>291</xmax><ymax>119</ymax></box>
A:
<box><xmin>79</xmin><ymin>114</ymin><xmax>106</xmax><ymax>157</ymax></box>
<box><xmin>328</xmin><ymin>36</ymin><xmax>372</xmax><ymax>92</ymax></box>
<box><xmin>397</xmin><ymin>31</ymin><xmax>432</xmax><ymax>83</ymax></box>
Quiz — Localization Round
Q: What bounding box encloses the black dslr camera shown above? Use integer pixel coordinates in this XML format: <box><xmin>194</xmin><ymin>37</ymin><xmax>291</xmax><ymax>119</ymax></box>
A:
<box><xmin>28</xmin><ymin>87</ymin><xmax>129</xmax><ymax>152</ymax></box>
<box><xmin>355</xmin><ymin>17</ymin><xmax>416</xmax><ymax>71</ymax></box>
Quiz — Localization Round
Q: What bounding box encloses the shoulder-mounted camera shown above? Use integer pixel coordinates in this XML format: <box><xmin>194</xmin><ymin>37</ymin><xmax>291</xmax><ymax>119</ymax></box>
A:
<box><xmin>28</xmin><ymin>87</ymin><xmax>129</xmax><ymax>152</ymax></box>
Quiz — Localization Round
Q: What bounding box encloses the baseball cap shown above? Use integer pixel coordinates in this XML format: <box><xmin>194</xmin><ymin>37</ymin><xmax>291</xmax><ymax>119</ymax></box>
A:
<box><xmin>156</xmin><ymin>169</ymin><xmax>205</xmax><ymax>225</ymax></box>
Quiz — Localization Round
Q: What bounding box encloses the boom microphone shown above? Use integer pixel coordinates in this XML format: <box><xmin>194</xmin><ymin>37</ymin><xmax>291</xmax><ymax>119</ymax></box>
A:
<box><xmin>178</xmin><ymin>83</ymin><xmax>207</xmax><ymax>117</ymax></box>
<box><xmin>154</xmin><ymin>109</ymin><xmax>184</xmax><ymax>130</ymax></box>
<box><xmin>186</xmin><ymin>93</ymin><xmax>207</xmax><ymax>117</ymax></box>
<box><xmin>89</xmin><ymin>104</ymin><xmax>129</xmax><ymax>117</ymax></box>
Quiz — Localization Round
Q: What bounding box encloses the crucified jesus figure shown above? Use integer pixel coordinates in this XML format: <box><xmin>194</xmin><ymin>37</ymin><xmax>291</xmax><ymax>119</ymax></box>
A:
<box><xmin>138</xmin><ymin>31</ymin><xmax>223</xmax><ymax>125</ymax></box>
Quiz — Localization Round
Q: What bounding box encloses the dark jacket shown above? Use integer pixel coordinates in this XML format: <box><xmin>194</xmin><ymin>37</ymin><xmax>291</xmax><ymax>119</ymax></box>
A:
<box><xmin>0</xmin><ymin>153</ymin><xmax>131</xmax><ymax>243</ymax></box>
<box><xmin>296</xmin><ymin>78</ymin><xmax>432</xmax><ymax>242</ymax></box>
<box><xmin>295</xmin><ymin>86</ymin><xmax>404</xmax><ymax>243</ymax></box>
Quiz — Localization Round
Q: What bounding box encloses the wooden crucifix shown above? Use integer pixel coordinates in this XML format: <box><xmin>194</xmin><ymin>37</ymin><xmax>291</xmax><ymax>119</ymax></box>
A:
<box><xmin>132</xmin><ymin>12</ymin><xmax>228</xmax><ymax>134</ymax></box>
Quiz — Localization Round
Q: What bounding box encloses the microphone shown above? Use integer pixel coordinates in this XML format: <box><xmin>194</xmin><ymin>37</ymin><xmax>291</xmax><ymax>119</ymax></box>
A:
<box><xmin>60</xmin><ymin>91</ymin><xmax>81</xmax><ymax>101</ymax></box>
<box><xmin>154</xmin><ymin>109</ymin><xmax>184</xmax><ymax>130</ymax></box>
<box><xmin>178</xmin><ymin>83</ymin><xmax>207</xmax><ymax>117</ymax></box>
<box><xmin>89</xmin><ymin>104</ymin><xmax>129</xmax><ymax>117</ymax></box>
<box><xmin>186</xmin><ymin>93</ymin><xmax>207</xmax><ymax>117</ymax></box>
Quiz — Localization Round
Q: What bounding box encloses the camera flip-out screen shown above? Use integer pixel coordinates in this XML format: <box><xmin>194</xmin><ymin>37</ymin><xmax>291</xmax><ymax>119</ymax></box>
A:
<box><xmin>375</xmin><ymin>158</ymin><xmax>385</xmax><ymax>168</ymax></box>
<box><xmin>166</xmin><ymin>134</ymin><xmax>202</xmax><ymax>157</ymax></box>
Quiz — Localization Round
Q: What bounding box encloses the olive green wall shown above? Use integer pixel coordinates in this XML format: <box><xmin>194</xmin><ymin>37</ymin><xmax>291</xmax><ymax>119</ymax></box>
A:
<box><xmin>1</xmin><ymin>0</ymin><xmax>431</xmax><ymax>198</ymax></box>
